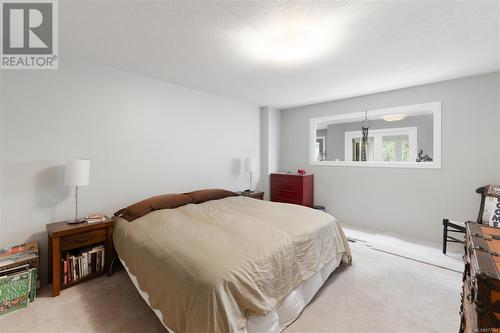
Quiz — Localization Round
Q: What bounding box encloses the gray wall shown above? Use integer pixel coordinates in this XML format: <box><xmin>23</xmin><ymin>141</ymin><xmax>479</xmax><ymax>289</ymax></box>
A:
<box><xmin>324</xmin><ymin>114</ymin><xmax>434</xmax><ymax>161</ymax></box>
<box><xmin>1</xmin><ymin>62</ymin><xmax>260</xmax><ymax>283</ymax></box>
<box><xmin>281</xmin><ymin>73</ymin><xmax>500</xmax><ymax>243</ymax></box>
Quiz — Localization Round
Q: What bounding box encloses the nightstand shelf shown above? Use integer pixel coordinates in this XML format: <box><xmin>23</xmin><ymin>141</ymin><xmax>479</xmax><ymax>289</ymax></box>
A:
<box><xmin>46</xmin><ymin>218</ymin><xmax>114</xmax><ymax>297</ymax></box>
<box><xmin>61</xmin><ymin>270</ymin><xmax>105</xmax><ymax>290</ymax></box>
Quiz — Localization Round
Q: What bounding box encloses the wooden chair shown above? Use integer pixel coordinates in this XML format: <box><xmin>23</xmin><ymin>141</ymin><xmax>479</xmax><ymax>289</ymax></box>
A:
<box><xmin>442</xmin><ymin>185</ymin><xmax>500</xmax><ymax>254</ymax></box>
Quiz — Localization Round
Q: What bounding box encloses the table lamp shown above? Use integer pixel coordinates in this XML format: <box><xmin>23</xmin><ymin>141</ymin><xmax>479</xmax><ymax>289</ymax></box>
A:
<box><xmin>245</xmin><ymin>157</ymin><xmax>256</xmax><ymax>191</ymax></box>
<box><xmin>65</xmin><ymin>158</ymin><xmax>90</xmax><ymax>224</ymax></box>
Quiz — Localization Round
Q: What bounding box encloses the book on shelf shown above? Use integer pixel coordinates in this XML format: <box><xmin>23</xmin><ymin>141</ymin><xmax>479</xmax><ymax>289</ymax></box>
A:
<box><xmin>63</xmin><ymin>253</ymin><xmax>69</xmax><ymax>284</ymax></box>
<box><xmin>62</xmin><ymin>244</ymin><xmax>105</xmax><ymax>283</ymax></box>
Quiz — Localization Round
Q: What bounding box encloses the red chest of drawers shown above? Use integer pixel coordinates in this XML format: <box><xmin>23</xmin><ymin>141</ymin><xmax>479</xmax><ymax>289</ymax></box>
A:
<box><xmin>270</xmin><ymin>173</ymin><xmax>314</xmax><ymax>207</ymax></box>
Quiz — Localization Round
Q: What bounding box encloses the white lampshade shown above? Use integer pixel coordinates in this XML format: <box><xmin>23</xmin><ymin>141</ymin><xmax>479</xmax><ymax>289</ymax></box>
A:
<box><xmin>245</xmin><ymin>157</ymin><xmax>256</xmax><ymax>173</ymax></box>
<box><xmin>64</xmin><ymin>159</ymin><xmax>90</xmax><ymax>187</ymax></box>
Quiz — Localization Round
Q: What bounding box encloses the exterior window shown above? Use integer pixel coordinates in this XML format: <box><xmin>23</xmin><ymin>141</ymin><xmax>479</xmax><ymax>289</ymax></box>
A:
<box><xmin>383</xmin><ymin>135</ymin><xmax>410</xmax><ymax>162</ymax></box>
<box><xmin>345</xmin><ymin>127</ymin><xmax>417</xmax><ymax>162</ymax></box>
<box><xmin>352</xmin><ymin>137</ymin><xmax>374</xmax><ymax>161</ymax></box>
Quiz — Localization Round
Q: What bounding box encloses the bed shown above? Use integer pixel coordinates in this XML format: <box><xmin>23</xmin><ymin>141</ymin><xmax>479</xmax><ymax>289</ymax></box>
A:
<box><xmin>113</xmin><ymin>191</ymin><xmax>351</xmax><ymax>333</ymax></box>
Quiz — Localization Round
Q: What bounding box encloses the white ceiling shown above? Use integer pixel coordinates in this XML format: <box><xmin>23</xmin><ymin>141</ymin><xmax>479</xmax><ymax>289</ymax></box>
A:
<box><xmin>61</xmin><ymin>1</ymin><xmax>500</xmax><ymax>109</ymax></box>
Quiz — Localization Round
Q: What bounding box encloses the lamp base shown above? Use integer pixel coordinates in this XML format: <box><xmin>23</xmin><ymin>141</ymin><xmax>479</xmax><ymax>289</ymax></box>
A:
<box><xmin>67</xmin><ymin>217</ymin><xmax>87</xmax><ymax>224</ymax></box>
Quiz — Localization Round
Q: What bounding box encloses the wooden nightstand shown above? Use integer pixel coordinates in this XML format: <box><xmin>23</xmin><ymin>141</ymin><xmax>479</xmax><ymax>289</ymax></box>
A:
<box><xmin>238</xmin><ymin>191</ymin><xmax>265</xmax><ymax>200</ymax></box>
<box><xmin>46</xmin><ymin>218</ymin><xmax>114</xmax><ymax>296</ymax></box>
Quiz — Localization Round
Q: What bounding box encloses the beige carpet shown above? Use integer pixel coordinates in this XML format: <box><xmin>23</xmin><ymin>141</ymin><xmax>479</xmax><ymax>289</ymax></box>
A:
<box><xmin>0</xmin><ymin>242</ymin><xmax>462</xmax><ymax>333</ymax></box>
<box><xmin>343</xmin><ymin>224</ymin><xmax>464</xmax><ymax>272</ymax></box>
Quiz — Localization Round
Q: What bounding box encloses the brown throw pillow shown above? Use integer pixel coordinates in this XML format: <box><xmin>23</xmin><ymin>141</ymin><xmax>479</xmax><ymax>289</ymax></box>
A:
<box><xmin>115</xmin><ymin>194</ymin><xmax>193</xmax><ymax>222</ymax></box>
<box><xmin>185</xmin><ymin>189</ymin><xmax>238</xmax><ymax>204</ymax></box>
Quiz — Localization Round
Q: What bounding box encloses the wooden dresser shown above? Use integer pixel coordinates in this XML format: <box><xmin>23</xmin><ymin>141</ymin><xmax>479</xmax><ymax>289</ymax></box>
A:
<box><xmin>461</xmin><ymin>222</ymin><xmax>500</xmax><ymax>332</ymax></box>
<box><xmin>270</xmin><ymin>173</ymin><xmax>313</xmax><ymax>207</ymax></box>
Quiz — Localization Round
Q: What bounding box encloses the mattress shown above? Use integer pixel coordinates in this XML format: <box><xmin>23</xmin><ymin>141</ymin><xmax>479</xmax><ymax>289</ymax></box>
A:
<box><xmin>120</xmin><ymin>253</ymin><xmax>342</xmax><ymax>333</ymax></box>
<box><xmin>113</xmin><ymin>196</ymin><xmax>351</xmax><ymax>333</ymax></box>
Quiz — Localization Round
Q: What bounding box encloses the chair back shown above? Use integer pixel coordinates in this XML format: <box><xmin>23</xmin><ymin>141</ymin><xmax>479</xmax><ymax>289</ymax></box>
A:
<box><xmin>477</xmin><ymin>185</ymin><xmax>500</xmax><ymax>227</ymax></box>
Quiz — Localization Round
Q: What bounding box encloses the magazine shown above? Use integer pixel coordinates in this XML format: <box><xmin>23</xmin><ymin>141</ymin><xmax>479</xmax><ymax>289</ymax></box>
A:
<box><xmin>0</xmin><ymin>270</ymin><xmax>31</xmax><ymax>315</ymax></box>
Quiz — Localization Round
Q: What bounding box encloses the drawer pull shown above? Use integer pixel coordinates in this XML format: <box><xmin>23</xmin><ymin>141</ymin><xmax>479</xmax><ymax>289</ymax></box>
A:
<box><xmin>75</xmin><ymin>236</ymin><xmax>93</xmax><ymax>243</ymax></box>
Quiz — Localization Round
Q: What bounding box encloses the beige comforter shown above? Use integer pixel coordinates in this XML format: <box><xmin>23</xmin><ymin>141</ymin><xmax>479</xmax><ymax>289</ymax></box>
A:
<box><xmin>113</xmin><ymin>196</ymin><xmax>351</xmax><ymax>333</ymax></box>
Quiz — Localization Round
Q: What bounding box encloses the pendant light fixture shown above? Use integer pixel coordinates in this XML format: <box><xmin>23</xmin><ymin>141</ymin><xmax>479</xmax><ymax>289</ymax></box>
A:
<box><xmin>360</xmin><ymin>110</ymin><xmax>372</xmax><ymax>162</ymax></box>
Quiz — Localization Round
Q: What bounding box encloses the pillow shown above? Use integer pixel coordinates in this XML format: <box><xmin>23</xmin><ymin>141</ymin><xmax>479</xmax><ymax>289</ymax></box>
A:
<box><xmin>114</xmin><ymin>194</ymin><xmax>193</xmax><ymax>222</ymax></box>
<box><xmin>185</xmin><ymin>189</ymin><xmax>238</xmax><ymax>204</ymax></box>
<box><xmin>481</xmin><ymin>185</ymin><xmax>500</xmax><ymax>227</ymax></box>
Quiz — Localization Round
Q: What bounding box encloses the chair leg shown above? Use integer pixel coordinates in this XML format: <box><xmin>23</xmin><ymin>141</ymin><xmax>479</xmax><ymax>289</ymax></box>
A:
<box><xmin>442</xmin><ymin>219</ymin><xmax>448</xmax><ymax>254</ymax></box>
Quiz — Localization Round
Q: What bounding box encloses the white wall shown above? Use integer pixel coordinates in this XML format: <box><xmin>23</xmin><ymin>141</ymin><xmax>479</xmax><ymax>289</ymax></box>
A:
<box><xmin>0</xmin><ymin>70</ymin><xmax>3</xmax><ymax>248</ymax></box>
<box><xmin>1</xmin><ymin>62</ymin><xmax>259</xmax><ymax>282</ymax></box>
<box><xmin>259</xmin><ymin>107</ymin><xmax>280</xmax><ymax>200</ymax></box>
<box><xmin>280</xmin><ymin>73</ymin><xmax>500</xmax><ymax>243</ymax></box>
<box><xmin>269</xmin><ymin>108</ymin><xmax>281</xmax><ymax>174</ymax></box>
<box><xmin>259</xmin><ymin>107</ymin><xmax>269</xmax><ymax>197</ymax></box>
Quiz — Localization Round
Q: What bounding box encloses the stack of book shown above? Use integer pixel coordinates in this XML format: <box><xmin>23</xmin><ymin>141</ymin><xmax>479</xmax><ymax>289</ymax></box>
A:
<box><xmin>86</xmin><ymin>213</ymin><xmax>108</xmax><ymax>224</ymax></box>
<box><xmin>0</xmin><ymin>241</ymin><xmax>39</xmax><ymax>289</ymax></box>
<box><xmin>62</xmin><ymin>245</ymin><xmax>105</xmax><ymax>284</ymax></box>
<box><xmin>0</xmin><ymin>242</ymin><xmax>39</xmax><ymax>315</ymax></box>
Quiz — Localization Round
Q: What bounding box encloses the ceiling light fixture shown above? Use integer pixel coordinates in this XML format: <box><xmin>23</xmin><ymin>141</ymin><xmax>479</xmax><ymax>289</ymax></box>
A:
<box><xmin>383</xmin><ymin>114</ymin><xmax>406</xmax><ymax>122</ymax></box>
<box><xmin>235</xmin><ymin>11</ymin><xmax>342</xmax><ymax>65</ymax></box>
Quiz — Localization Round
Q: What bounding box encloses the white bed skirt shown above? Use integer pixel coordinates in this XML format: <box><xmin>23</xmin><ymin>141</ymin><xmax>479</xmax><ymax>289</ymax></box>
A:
<box><xmin>120</xmin><ymin>253</ymin><xmax>342</xmax><ymax>333</ymax></box>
